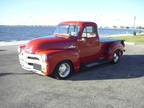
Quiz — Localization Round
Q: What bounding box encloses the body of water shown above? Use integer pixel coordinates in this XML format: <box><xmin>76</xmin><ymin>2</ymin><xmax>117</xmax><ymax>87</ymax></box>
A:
<box><xmin>0</xmin><ymin>25</ymin><xmax>143</xmax><ymax>42</ymax></box>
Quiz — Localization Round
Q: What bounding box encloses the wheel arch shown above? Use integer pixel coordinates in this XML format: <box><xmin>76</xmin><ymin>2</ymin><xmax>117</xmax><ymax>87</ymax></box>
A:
<box><xmin>45</xmin><ymin>49</ymin><xmax>80</xmax><ymax>76</ymax></box>
<box><xmin>55</xmin><ymin>59</ymin><xmax>74</xmax><ymax>71</ymax></box>
<box><xmin>108</xmin><ymin>44</ymin><xmax>124</xmax><ymax>60</ymax></box>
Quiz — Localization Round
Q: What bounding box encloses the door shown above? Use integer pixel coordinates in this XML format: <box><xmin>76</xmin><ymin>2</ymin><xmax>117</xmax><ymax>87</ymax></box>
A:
<box><xmin>77</xmin><ymin>26</ymin><xmax>100</xmax><ymax>64</ymax></box>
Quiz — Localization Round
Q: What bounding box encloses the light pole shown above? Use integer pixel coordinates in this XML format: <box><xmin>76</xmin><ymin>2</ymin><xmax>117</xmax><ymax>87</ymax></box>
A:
<box><xmin>133</xmin><ymin>16</ymin><xmax>136</xmax><ymax>35</ymax></box>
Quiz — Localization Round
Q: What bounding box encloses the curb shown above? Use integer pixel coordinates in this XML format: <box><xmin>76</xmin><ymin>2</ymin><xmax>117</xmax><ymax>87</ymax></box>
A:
<box><xmin>125</xmin><ymin>42</ymin><xmax>135</xmax><ymax>45</ymax></box>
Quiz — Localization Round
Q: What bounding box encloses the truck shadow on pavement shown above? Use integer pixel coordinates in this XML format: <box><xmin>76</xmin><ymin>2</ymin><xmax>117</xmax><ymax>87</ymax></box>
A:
<box><xmin>0</xmin><ymin>72</ymin><xmax>34</xmax><ymax>77</ymax></box>
<box><xmin>69</xmin><ymin>55</ymin><xmax>144</xmax><ymax>81</ymax></box>
<box><xmin>0</xmin><ymin>49</ymin><xmax>7</xmax><ymax>52</ymax></box>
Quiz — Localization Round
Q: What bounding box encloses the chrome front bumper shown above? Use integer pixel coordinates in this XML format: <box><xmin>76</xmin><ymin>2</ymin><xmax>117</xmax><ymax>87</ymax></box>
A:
<box><xmin>18</xmin><ymin>52</ymin><xmax>45</xmax><ymax>76</ymax></box>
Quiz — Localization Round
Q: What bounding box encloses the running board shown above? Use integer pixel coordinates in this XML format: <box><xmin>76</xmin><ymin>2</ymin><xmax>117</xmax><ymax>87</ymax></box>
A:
<box><xmin>85</xmin><ymin>60</ymin><xmax>109</xmax><ymax>68</ymax></box>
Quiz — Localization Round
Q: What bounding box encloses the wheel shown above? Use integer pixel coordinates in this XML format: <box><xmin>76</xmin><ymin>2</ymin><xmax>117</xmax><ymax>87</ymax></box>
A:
<box><xmin>54</xmin><ymin>61</ymin><xmax>73</xmax><ymax>79</ymax></box>
<box><xmin>112</xmin><ymin>51</ymin><xmax>121</xmax><ymax>64</ymax></box>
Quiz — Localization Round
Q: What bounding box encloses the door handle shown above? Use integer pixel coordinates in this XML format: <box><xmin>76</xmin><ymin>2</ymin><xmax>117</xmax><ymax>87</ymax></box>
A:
<box><xmin>77</xmin><ymin>38</ymin><xmax>86</xmax><ymax>42</ymax></box>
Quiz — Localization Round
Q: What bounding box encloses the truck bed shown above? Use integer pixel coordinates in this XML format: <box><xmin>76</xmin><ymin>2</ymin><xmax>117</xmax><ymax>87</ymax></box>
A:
<box><xmin>99</xmin><ymin>37</ymin><xmax>125</xmax><ymax>58</ymax></box>
<box><xmin>99</xmin><ymin>37</ymin><xmax>123</xmax><ymax>43</ymax></box>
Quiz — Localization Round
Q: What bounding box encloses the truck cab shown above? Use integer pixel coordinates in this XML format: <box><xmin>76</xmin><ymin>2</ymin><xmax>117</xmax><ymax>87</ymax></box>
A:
<box><xmin>18</xmin><ymin>21</ymin><xmax>125</xmax><ymax>79</ymax></box>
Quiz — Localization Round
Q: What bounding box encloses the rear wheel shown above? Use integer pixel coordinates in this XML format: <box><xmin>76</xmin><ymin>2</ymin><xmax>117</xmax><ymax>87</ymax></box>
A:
<box><xmin>112</xmin><ymin>51</ymin><xmax>121</xmax><ymax>64</ymax></box>
<box><xmin>54</xmin><ymin>61</ymin><xmax>73</xmax><ymax>79</ymax></box>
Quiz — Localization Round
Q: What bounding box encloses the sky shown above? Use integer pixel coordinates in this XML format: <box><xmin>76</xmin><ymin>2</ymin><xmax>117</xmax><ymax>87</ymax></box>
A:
<box><xmin>0</xmin><ymin>0</ymin><xmax>144</xmax><ymax>27</ymax></box>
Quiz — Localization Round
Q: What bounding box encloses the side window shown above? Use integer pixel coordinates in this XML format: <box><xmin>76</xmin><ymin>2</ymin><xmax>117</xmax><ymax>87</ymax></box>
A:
<box><xmin>82</xmin><ymin>26</ymin><xmax>96</xmax><ymax>38</ymax></box>
<box><xmin>69</xmin><ymin>25</ymin><xmax>75</xmax><ymax>33</ymax></box>
<box><xmin>68</xmin><ymin>25</ymin><xmax>80</xmax><ymax>36</ymax></box>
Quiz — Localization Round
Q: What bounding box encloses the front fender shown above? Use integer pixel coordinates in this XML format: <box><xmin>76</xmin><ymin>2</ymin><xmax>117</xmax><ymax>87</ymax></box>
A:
<box><xmin>38</xmin><ymin>49</ymin><xmax>80</xmax><ymax>76</ymax></box>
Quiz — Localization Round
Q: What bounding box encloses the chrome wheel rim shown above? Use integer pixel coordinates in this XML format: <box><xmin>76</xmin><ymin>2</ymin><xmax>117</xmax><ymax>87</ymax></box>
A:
<box><xmin>58</xmin><ymin>63</ymin><xmax>70</xmax><ymax>78</ymax></box>
<box><xmin>113</xmin><ymin>53</ymin><xmax>119</xmax><ymax>63</ymax></box>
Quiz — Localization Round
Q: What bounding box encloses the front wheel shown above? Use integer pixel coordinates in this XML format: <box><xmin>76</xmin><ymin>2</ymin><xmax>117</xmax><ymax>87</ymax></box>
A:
<box><xmin>54</xmin><ymin>61</ymin><xmax>73</xmax><ymax>79</ymax></box>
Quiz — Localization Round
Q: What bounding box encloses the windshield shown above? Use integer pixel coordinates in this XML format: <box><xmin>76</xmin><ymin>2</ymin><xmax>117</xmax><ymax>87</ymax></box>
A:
<box><xmin>54</xmin><ymin>24</ymin><xmax>80</xmax><ymax>37</ymax></box>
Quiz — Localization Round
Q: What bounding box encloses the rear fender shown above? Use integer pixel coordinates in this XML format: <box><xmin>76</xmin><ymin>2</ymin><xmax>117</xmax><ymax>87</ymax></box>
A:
<box><xmin>108</xmin><ymin>41</ymin><xmax>124</xmax><ymax>60</ymax></box>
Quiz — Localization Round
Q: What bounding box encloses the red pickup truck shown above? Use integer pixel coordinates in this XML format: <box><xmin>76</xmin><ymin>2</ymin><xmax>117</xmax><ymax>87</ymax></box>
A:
<box><xmin>18</xmin><ymin>21</ymin><xmax>125</xmax><ymax>79</ymax></box>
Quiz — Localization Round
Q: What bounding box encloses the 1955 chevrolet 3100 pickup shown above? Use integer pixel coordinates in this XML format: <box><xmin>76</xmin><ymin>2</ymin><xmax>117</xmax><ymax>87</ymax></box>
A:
<box><xmin>18</xmin><ymin>21</ymin><xmax>125</xmax><ymax>79</ymax></box>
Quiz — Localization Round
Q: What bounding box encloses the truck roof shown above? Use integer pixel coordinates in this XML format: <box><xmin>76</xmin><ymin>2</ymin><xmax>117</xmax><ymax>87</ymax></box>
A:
<box><xmin>60</xmin><ymin>21</ymin><xmax>97</xmax><ymax>27</ymax></box>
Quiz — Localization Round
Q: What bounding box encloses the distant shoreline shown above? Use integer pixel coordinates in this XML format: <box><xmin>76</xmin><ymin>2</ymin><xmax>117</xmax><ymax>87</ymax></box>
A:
<box><xmin>0</xmin><ymin>25</ymin><xmax>144</xmax><ymax>30</ymax></box>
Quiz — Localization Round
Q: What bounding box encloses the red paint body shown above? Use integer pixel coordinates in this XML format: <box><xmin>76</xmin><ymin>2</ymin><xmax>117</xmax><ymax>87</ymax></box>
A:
<box><xmin>18</xmin><ymin>21</ymin><xmax>125</xmax><ymax>76</ymax></box>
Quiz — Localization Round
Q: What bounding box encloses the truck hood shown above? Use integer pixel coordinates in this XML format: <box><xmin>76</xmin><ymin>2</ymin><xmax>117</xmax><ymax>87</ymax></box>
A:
<box><xmin>25</xmin><ymin>35</ymin><xmax>76</xmax><ymax>54</ymax></box>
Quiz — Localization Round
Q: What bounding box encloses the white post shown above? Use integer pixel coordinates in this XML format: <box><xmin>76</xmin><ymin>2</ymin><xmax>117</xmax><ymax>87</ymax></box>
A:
<box><xmin>133</xmin><ymin>16</ymin><xmax>136</xmax><ymax>35</ymax></box>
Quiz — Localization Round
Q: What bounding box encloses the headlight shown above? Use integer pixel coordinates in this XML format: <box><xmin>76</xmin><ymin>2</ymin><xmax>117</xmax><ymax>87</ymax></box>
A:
<box><xmin>18</xmin><ymin>47</ymin><xmax>21</xmax><ymax>53</ymax></box>
<box><xmin>18</xmin><ymin>45</ymin><xmax>25</xmax><ymax>54</ymax></box>
<box><xmin>41</xmin><ymin>55</ymin><xmax>47</xmax><ymax>61</ymax></box>
<box><xmin>26</xmin><ymin>48</ymin><xmax>32</xmax><ymax>54</ymax></box>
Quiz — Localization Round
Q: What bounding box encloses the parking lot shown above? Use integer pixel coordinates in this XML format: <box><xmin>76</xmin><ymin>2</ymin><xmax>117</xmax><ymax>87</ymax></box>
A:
<box><xmin>0</xmin><ymin>45</ymin><xmax>144</xmax><ymax>108</ymax></box>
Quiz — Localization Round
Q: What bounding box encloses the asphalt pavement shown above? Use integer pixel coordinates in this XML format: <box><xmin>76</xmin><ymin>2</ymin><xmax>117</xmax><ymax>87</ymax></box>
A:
<box><xmin>0</xmin><ymin>45</ymin><xmax>144</xmax><ymax>108</ymax></box>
